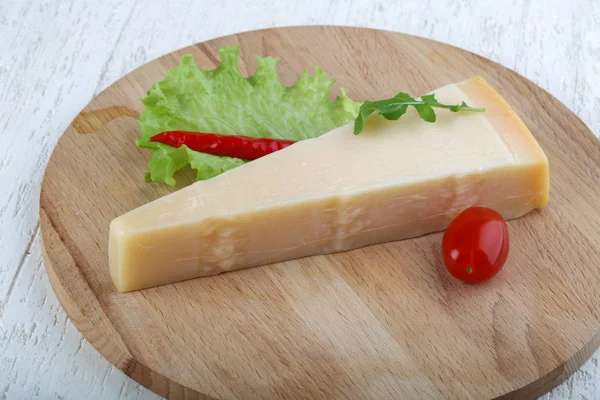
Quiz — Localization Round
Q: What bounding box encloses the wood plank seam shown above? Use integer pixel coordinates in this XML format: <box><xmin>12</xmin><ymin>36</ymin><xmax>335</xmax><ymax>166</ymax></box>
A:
<box><xmin>2</xmin><ymin>223</ymin><xmax>40</xmax><ymax>306</ymax></box>
<box><xmin>92</xmin><ymin>2</ymin><xmax>138</xmax><ymax>97</ymax></box>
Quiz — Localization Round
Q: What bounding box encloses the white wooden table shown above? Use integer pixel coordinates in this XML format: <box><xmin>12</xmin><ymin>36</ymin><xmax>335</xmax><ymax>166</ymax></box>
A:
<box><xmin>1</xmin><ymin>0</ymin><xmax>598</xmax><ymax>398</ymax></box>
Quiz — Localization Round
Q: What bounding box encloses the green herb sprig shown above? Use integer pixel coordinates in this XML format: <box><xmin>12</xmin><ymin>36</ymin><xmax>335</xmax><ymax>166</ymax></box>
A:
<box><xmin>353</xmin><ymin>92</ymin><xmax>485</xmax><ymax>135</ymax></box>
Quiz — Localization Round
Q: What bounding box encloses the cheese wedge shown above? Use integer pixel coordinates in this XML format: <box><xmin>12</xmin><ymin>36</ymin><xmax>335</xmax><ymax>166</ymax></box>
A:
<box><xmin>110</xmin><ymin>76</ymin><xmax>549</xmax><ymax>292</ymax></box>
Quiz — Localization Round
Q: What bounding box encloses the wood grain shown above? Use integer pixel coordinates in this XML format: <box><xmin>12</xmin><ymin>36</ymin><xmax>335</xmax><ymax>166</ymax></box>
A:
<box><xmin>3</xmin><ymin>2</ymin><xmax>600</xmax><ymax>399</ymax></box>
<box><xmin>37</xmin><ymin>26</ymin><xmax>600</xmax><ymax>399</ymax></box>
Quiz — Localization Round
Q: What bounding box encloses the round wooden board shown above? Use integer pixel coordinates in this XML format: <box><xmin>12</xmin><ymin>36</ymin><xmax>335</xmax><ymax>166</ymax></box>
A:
<box><xmin>40</xmin><ymin>26</ymin><xmax>600</xmax><ymax>400</ymax></box>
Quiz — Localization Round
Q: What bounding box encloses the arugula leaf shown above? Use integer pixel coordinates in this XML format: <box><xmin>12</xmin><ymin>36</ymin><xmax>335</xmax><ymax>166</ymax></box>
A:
<box><xmin>137</xmin><ymin>46</ymin><xmax>361</xmax><ymax>185</ymax></box>
<box><xmin>353</xmin><ymin>92</ymin><xmax>485</xmax><ymax>135</ymax></box>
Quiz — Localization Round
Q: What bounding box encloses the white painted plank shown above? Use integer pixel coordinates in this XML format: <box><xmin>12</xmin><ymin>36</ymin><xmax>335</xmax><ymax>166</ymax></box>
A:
<box><xmin>0</xmin><ymin>232</ymin><xmax>160</xmax><ymax>399</ymax></box>
<box><xmin>0</xmin><ymin>0</ymin><xmax>598</xmax><ymax>398</ymax></box>
<box><xmin>0</xmin><ymin>0</ymin><xmax>138</xmax><ymax>301</ymax></box>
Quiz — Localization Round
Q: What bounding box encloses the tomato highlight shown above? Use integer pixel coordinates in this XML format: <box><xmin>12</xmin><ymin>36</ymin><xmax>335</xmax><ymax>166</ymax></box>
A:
<box><xmin>442</xmin><ymin>207</ymin><xmax>509</xmax><ymax>283</ymax></box>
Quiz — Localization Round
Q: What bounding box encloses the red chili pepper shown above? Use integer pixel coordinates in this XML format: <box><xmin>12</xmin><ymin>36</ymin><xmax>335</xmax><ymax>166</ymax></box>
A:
<box><xmin>149</xmin><ymin>131</ymin><xmax>296</xmax><ymax>160</ymax></box>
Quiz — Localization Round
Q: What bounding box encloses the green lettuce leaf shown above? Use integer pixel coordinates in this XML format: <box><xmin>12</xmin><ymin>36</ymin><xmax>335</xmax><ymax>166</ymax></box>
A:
<box><xmin>136</xmin><ymin>45</ymin><xmax>361</xmax><ymax>185</ymax></box>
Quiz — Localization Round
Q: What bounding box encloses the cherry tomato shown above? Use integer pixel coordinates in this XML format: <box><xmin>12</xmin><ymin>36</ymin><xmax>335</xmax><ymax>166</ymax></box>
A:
<box><xmin>442</xmin><ymin>206</ymin><xmax>509</xmax><ymax>283</ymax></box>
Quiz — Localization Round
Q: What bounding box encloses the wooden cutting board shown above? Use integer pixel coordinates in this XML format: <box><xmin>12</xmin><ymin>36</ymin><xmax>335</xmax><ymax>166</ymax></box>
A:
<box><xmin>39</xmin><ymin>26</ymin><xmax>600</xmax><ymax>400</ymax></box>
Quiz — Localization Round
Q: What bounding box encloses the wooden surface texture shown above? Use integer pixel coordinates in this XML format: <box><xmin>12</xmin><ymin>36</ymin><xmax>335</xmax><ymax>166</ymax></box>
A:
<box><xmin>38</xmin><ymin>26</ymin><xmax>600</xmax><ymax>399</ymax></box>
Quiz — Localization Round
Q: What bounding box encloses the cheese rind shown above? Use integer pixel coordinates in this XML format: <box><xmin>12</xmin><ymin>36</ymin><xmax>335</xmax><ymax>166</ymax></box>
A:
<box><xmin>109</xmin><ymin>76</ymin><xmax>549</xmax><ymax>292</ymax></box>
